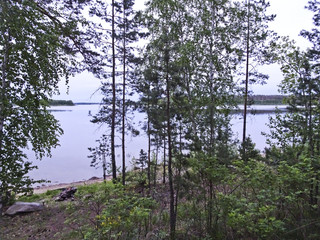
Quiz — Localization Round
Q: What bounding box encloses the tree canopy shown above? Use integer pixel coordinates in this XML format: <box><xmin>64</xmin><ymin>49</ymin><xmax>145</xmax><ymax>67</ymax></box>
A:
<box><xmin>0</xmin><ymin>0</ymin><xmax>86</xmax><ymax>204</ymax></box>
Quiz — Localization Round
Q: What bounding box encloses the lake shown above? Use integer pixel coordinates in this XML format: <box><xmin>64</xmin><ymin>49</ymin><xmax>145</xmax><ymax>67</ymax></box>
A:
<box><xmin>27</xmin><ymin>104</ymin><xmax>283</xmax><ymax>185</ymax></box>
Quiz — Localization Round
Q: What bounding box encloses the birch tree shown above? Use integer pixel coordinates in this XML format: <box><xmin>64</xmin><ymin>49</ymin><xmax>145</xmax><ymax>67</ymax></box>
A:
<box><xmin>0</xmin><ymin>0</ymin><xmax>85</xmax><ymax>204</ymax></box>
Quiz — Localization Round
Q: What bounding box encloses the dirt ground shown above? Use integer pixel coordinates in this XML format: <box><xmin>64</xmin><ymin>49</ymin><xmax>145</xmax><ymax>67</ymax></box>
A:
<box><xmin>0</xmin><ymin>203</ymin><xmax>71</xmax><ymax>240</ymax></box>
<box><xmin>0</xmin><ymin>176</ymin><xmax>113</xmax><ymax>240</ymax></box>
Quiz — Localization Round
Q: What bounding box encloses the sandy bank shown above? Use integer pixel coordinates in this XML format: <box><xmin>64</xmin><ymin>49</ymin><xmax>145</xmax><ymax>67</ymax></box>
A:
<box><xmin>33</xmin><ymin>176</ymin><xmax>112</xmax><ymax>194</ymax></box>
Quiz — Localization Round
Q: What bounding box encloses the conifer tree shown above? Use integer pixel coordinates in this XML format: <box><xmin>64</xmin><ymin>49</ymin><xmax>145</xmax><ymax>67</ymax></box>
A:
<box><xmin>89</xmin><ymin>0</ymin><xmax>140</xmax><ymax>182</ymax></box>
<box><xmin>236</xmin><ymin>0</ymin><xmax>275</xmax><ymax>160</ymax></box>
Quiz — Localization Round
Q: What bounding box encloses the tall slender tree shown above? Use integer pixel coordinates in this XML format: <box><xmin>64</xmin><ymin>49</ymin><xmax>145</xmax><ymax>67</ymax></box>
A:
<box><xmin>111</xmin><ymin>0</ymin><xmax>117</xmax><ymax>181</ymax></box>
<box><xmin>90</xmin><ymin>0</ymin><xmax>141</xmax><ymax>183</ymax></box>
<box><xmin>237</xmin><ymin>0</ymin><xmax>275</xmax><ymax>160</ymax></box>
<box><xmin>89</xmin><ymin>0</ymin><xmax>119</xmax><ymax>182</ymax></box>
<box><xmin>121</xmin><ymin>0</ymin><xmax>127</xmax><ymax>185</ymax></box>
<box><xmin>142</xmin><ymin>1</ymin><xmax>187</xmax><ymax>237</ymax></box>
<box><xmin>118</xmin><ymin>0</ymin><xmax>141</xmax><ymax>185</ymax></box>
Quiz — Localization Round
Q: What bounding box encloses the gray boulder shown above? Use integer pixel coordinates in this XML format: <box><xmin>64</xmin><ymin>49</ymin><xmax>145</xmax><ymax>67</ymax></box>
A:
<box><xmin>55</xmin><ymin>187</ymin><xmax>77</xmax><ymax>201</ymax></box>
<box><xmin>5</xmin><ymin>202</ymin><xmax>44</xmax><ymax>216</ymax></box>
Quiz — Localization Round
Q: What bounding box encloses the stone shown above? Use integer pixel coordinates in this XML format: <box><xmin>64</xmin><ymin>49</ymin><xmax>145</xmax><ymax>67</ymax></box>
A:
<box><xmin>83</xmin><ymin>194</ymin><xmax>93</xmax><ymax>200</ymax></box>
<box><xmin>88</xmin><ymin>176</ymin><xmax>100</xmax><ymax>181</ymax></box>
<box><xmin>5</xmin><ymin>202</ymin><xmax>44</xmax><ymax>216</ymax></box>
<box><xmin>55</xmin><ymin>187</ymin><xmax>77</xmax><ymax>201</ymax></box>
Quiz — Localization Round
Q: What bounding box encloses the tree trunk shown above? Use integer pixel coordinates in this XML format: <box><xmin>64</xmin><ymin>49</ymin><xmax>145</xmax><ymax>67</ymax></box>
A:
<box><xmin>122</xmin><ymin>0</ymin><xmax>127</xmax><ymax>186</ymax></box>
<box><xmin>163</xmin><ymin>137</ymin><xmax>166</xmax><ymax>184</ymax></box>
<box><xmin>307</xmin><ymin>81</ymin><xmax>317</xmax><ymax>205</ymax></box>
<box><xmin>209</xmin><ymin>1</ymin><xmax>216</xmax><ymax>157</ymax></box>
<box><xmin>207</xmin><ymin>180</ymin><xmax>213</xmax><ymax>236</ymax></box>
<box><xmin>0</xmin><ymin>7</ymin><xmax>9</xmax><ymax>153</ymax></box>
<box><xmin>166</xmin><ymin>50</ymin><xmax>176</xmax><ymax>240</ymax></box>
<box><xmin>102</xmin><ymin>152</ymin><xmax>107</xmax><ymax>181</ymax></box>
<box><xmin>242</xmin><ymin>0</ymin><xmax>250</xmax><ymax>161</ymax></box>
<box><xmin>111</xmin><ymin>0</ymin><xmax>117</xmax><ymax>181</ymax></box>
<box><xmin>154</xmin><ymin>142</ymin><xmax>159</xmax><ymax>186</ymax></box>
<box><xmin>147</xmin><ymin>99</ymin><xmax>151</xmax><ymax>191</ymax></box>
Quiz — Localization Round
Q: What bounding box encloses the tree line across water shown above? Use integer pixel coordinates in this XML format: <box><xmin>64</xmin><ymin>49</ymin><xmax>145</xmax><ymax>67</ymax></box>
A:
<box><xmin>50</xmin><ymin>95</ymin><xmax>286</xmax><ymax>107</ymax></box>
<box><xmin>47</xmin><ymin>99</ymin><xmax>75</xmax><ymax>106</ymax></box>
<box><xmin>1</xmin><ymin>0</ymin><xmax>320</xmax><ymax>239</ymax></box>
<box><xmin>236</xmin><ymin>95</ymin><xmax>286</xmax><ymax>105</ymax></box>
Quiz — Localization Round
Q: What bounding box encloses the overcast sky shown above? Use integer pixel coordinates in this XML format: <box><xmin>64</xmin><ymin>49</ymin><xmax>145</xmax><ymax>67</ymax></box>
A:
<box><xmin>252</xmin><ymin>0</ymin><xmax>313</xmax><ymax>95</ymax></box>
<box><xmin>55</xmin><ymin>0</ymin><xmax>315</xmax><ymax>102</ymax></box>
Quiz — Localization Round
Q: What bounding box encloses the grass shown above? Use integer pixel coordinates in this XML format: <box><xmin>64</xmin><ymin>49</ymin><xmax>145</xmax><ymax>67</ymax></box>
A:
<box><xmin>18</xmin><ymin>189</ymin><xmax>61</xmax><ymax>202</ymax></box>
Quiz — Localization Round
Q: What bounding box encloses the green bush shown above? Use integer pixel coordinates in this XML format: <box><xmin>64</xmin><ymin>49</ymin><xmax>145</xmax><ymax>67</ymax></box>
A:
<box><xmin>65</xmin><ymin>182</ymin><xmax>156</xmax><ymax>240</ymax></box>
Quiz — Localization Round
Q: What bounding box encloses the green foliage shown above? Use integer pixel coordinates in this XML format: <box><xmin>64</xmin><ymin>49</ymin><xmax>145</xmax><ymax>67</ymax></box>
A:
<box><xmin>95</xmin><ymin>192</ymin><xmax>155</xmax><ymax>239</ymax></box>
<box><xmin>136</xmin><ymin>149</ymin><xmax>148</xmax><ymax>171</ymax></box>
<box><xmin>222</xmin><ymin>160</ymin><xmax>285</xmax><ymax>239</ymax></box>
<box><xmin>265</xmin><ymin>45</ymin><xmax>320</xmax><ymax>212</ymax></box>
<box><xmin>18</xmin><ymin>189</ymin><xmax>60</xmax><ymax>202</ymax></box>
<box><xmin>65</xmin><ymin>182</ymin><xmax>156</xmax><ymax>240</ymax></box>
<box><xmin>0</xmin><ymin>0</ymin><xmax>85</xmax><ymax>204</ymax></box>
<box><xmin>176</xmin><ymin>150</ymin><xmax>320</xmax><ymax>239</ymax></box>
<box><xmin>126</xmin><ymin>169</ymin><xmax>147</xmax><ymax>188</ymax></box>
<box><xmin>239</xmin><ymin>136</ymin><xmax>261</xmax><ymax>161</ymax></box>
<box><xmin>88</xmin><ymin>134</ymin><xmax>110</xmax><ymax>180</ymax></box>
<box><xmin>65</xmin><ymin>182</ymin><xmax>117</xmax><ymax>239</ymax></box>
<box><xmin>177</xmin><ymin>154</ymin><xmax>231</xmax><ymax>238</ymax></box>
<box><xmin>125</xmin><ymin>150</ymin><xmax>148</xmax><ymax>187</ymax></box>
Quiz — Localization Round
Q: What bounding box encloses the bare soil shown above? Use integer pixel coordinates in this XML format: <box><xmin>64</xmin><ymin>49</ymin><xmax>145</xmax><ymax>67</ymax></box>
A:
<box><xmin>0</xmin><ymin>176</ymin><xmax>113</xmax><ymax>240</ymax></box>
<box><xmin>0</xmin><ymin>203</ymin><xmax>70</xmax><ymax>240</ymax></box>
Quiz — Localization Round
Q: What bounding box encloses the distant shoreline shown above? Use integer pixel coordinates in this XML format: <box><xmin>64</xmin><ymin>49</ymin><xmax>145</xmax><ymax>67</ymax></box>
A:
<box><xmin>48</xmin><ymin>99</ymin><xmax>75</xmax><ymax>106</ymax></box>
<box><xmin>48</xmin><ymin>102</ymin><xmax>289</xmax><ymax>114</ymax></box>
<box><xmin>74</xmin><ymin>102</ymin><xmax>100</xmax><ymax>105</ymax></box>
<box><xmin>48</xmin><ymin>100</ymin><xmax>100</xmax><ymax>106</ymax></box>
<box><xmin>33</xmin><ymin>176</ymin><xmax>111</xmax><ymax>194</ymax></box>
<box><xmin>236</xmin><ymin>95</ymin><xmax>287</xmax><ymax>105</ymax></box>
<box><xmin>233</xmin><ymin>106</ymin><xmax>288</xmax><ymax>114</ymax></box>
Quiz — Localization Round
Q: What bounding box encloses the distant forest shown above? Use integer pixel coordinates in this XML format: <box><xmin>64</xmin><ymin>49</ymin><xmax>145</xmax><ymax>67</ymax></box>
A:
<box><xmin>48</xmin><ymin>99</ymin><xmax>74</xmax><ymax>106</ymax></box>
<box><xmin>237</xmin><ymin>95</ymin><xmax>286</xmax><ymax>105</ymax></box>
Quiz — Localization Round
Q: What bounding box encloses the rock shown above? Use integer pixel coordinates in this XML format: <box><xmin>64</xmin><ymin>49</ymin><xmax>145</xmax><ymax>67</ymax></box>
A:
<box><xmin>88</xmin><ymin>176</ymin><xmax>100</xmax><ymax>181</ymax></box>
<box><xmin>55</xmin><ymin>187</ymin><xmax>77</xmax><ymax>201</ymax></box>
<box><xmin>5</xmin><ymin>202</ymin><xmax>44</xmax><ymax>216</ymax></box>
<box><xmin>83</xmin><ymin>194</ymin><xmax>93</xmax><ymax>200</ymax></box>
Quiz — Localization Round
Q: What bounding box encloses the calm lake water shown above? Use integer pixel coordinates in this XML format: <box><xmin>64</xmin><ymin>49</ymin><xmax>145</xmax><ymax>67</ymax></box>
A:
<box><xmin>27</xmin><ymin>104</ymin><xmax>282</xmax><ymax>185</ymax></box>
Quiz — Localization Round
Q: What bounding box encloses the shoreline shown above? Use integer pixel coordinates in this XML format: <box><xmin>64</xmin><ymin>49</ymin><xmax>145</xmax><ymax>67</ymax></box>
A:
<box><xmin>33</xmin><ymin>176</ymin><xmax>112</xmax><ymax>194</ymax></box>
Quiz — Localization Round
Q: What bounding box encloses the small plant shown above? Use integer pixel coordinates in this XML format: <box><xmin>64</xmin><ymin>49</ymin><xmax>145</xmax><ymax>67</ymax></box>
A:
<box><xmin>127</xmin><ymin>150</ymin><xmax>148</xmax><ymax>188</ymax></box>
<box><xmin>95</xmin><ymin>186</ymin><xmax>156</xmax><ymax>239</ymax></box>
<box><xmin>88</xmin><ymin>134</ymin><xmax>110</xmax><ymax>180</ymax></box>
<box><xmin>64</xmin><ymin>182</ymin><xmax>156</xmax><ymax>240</ymax></box>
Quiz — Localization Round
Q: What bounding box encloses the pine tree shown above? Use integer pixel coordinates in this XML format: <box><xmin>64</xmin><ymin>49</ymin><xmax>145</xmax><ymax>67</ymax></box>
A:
<box><xmin>89</xmin><ymin>0</ymin><xmax>141</xmax><ymax>183</ymax></box>
<box><xmin>237</xmin><ymin>0</ymin><xmax>275</xmax><ymax>160</ymax></box>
